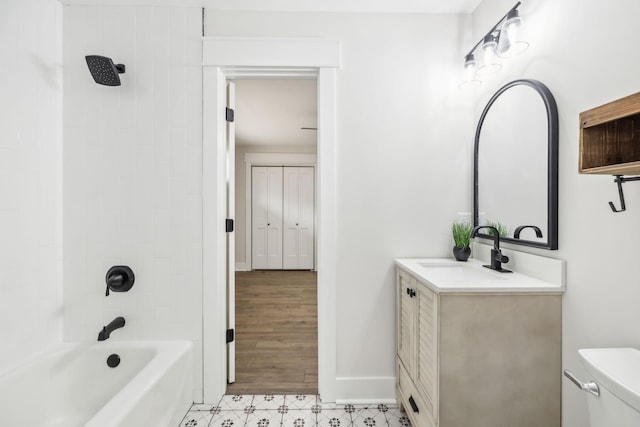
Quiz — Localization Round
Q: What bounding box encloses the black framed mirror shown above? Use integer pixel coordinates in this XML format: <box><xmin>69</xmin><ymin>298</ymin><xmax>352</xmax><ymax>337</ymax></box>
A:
<box><xmin>474</xmin><ymin>79</ymin><xmax>558</xmax><ymax>250</ymax></box>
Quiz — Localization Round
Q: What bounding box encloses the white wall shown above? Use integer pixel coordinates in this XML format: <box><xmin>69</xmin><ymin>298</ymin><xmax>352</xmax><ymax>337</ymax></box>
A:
<box><xmin>0</xmin><ymin>0</ymin><xmax>63</xmax><ymax>372</ymax></box>
<box><xmin>234</xmin><ymin>144</ymin><xmax>317</xmax><ymax>268</ymax></box>
<box><xmin>62</xmin><ymin>5</ymin><xmax>204</xmax><ymax>399</ymax></box>
<box><xmin>471</xmin><ymin>1</ymin><xmax>640</xmax><ymax>425</ymax></box>
<box><xmin>206</xmin><ymin>11</ymin><xmax>473</xmax><ymax>398</ymax></box>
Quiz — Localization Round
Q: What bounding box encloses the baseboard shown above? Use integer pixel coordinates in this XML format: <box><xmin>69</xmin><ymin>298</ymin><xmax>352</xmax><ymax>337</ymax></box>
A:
<box><xmin>334</xmin><ymin>376</ymin><xmax>396</xmax><ymax>404</ymax></box>
<box><xmin>235</xmin><ymin>262</ymin><xmax>249</xmax><ymax>271</ymax></box>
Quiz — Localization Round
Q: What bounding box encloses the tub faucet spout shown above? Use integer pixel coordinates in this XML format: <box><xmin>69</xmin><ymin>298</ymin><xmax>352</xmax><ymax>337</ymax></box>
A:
<box><xmin>98</xmin><ymin>316</ymin><xmax>125</xmax><ymax>341</ymax></box>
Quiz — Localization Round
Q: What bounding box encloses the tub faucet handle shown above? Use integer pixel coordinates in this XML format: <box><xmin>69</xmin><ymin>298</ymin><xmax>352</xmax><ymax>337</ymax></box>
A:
<box><xmin>105</xmin><ymin>266</ymin><xmax>135</xmax><ymax>297</ymax></box>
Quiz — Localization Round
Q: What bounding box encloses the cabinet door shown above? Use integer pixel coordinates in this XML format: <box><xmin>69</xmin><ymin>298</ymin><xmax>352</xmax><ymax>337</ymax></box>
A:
<box><xmin>397</xmin><ymin>270</ymin><xmax>416</xmax><ymax>375</ymax></box>
<box><xmin>416</xmin><ymin>283</ymin><xmax>438</xmax><ymax>421</ymax></box>
<box><xmin>283</xmin><ymin>167</ymin><xmax>315</xmax><ymax>269</ymax></box>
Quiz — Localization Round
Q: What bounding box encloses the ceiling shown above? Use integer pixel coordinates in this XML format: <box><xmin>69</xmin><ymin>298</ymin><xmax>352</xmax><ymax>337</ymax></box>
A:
<box><xmin>233</xmin><ymin>79</ymin><xmax>317</xmax><ymax>148</ymax></box>
<box><xmin>60</xmin><ymin>0</ymin><xmax>483</xmax><ymax>14</ymax></box>
<box><xmin>206</xmin><ymin>0</ymin><xmax>483</xmax><ymax>14</ymax></box>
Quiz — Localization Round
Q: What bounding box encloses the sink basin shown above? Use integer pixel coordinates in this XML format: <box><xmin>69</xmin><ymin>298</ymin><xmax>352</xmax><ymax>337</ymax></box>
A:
<box><xmin>416</xmin><ymin>261</ymin><xmax>507</xmax><ymax>282</ymax></box>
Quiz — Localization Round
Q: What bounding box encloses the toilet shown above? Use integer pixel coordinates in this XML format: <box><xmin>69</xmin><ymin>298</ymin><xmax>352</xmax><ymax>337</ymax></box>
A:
<box><xmin>576</xmin><ymin>348</ymin><xmax>640</xmax><ymax>426</ymax></box>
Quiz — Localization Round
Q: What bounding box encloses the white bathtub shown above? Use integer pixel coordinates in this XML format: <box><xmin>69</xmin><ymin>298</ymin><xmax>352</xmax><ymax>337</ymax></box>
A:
<box><xmin>0</xmin><ymin>341</ymin><xmax>192</xmax><ymax>427</ymax></box>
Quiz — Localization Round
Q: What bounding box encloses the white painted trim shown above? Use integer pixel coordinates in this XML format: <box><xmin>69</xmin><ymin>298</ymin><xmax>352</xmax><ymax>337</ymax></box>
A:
<box><xmin>225</xmin><ymin>68</ymin><xmax>318</xmax><ymax>80</ymax></box>
<box><xmin>203</xmin><ymin>37</ymin><xmax>341</xmax><ymax>68</ymax></box>
<box><xmin>202</xmin><ymin>67</ymin><xmax>229</xmax><ymax>403</ymax></box>
<box><xmin>235</xmin><ymin>262</ymin><xmax>248</xmax><ymax>271</ymax></box>
<box><xmin>316</xmin><ymin>67</ymin><xmax>337</xmax><ymax>401</ymax></box>
<box><xmin>202</xmin><ymin>37</ymin><xmax>340</xmax><ymax>404</ymax></box>
<box><xmin>244</xmin><ymin>153</ymin><xmax>318</xmax><ymax>271</ymax></box>
<box><xmin>245</xmin><ymin>152</ymin><xmax>318</xmax><ymax>165</ymax></box>
<box><xmin>334</xmin><ymin>377</ymin><xmax>396</xmax><ymax>403</ymax></box>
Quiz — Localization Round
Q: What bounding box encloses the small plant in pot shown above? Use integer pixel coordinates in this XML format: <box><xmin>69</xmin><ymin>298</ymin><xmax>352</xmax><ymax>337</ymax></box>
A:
<box><xmin>486</xmin><ymin>220</ymin><xmax>509</xmax><ymax>237</ymax></box>
<box><xmin>452</xmin><ymin>222</ymin><xmax>473</xmax><ymax>261</ymax></box>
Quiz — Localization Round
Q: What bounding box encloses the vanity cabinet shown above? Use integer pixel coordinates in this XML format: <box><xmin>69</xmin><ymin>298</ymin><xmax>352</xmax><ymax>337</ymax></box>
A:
<box><xmin>397</xmin><ymin>270</ymin><xmax>438</xmax><ymax>426</ymax></box>
<box><xmin>396</xmin><ymin>267</ymin><xmax>562</xmax><ymax>427</ymax></box>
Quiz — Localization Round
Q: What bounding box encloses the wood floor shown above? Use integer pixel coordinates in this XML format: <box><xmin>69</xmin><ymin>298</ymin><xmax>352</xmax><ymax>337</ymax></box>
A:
<box><xmin>227</xmin><ymin>270</ymin><xmax>318</xmax><ymax>395</ymax></box>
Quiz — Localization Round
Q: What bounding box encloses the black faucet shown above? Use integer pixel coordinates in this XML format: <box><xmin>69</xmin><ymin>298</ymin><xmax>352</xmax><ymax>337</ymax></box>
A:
<box><xmin>97</xmin><ymin>316</ymin><xmax>125</xmax><ymax>341</ymax></box>
<box><xmin>514</xmin><ymin>225</ymin><xmax>543</xmax><ymax>239</ymax></box>
<box><xmin>471</xmin><ymin>226</ymin><xmax>512</xmax><ymax>273</ymax></box>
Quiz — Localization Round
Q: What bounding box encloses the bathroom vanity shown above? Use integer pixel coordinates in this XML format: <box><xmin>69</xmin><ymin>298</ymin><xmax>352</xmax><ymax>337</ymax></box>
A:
<box><xmin>394</xmin><ymin>258</ymin><xmax>564</xmax><ymax>427</ymax></box>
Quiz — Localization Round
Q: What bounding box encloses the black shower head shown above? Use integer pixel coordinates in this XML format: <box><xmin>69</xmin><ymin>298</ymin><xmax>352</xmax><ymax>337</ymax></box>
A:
<box><xmin>85</xmin><ymin>55</ymin><xmax>126</xmax><ymax>86</ymax></box>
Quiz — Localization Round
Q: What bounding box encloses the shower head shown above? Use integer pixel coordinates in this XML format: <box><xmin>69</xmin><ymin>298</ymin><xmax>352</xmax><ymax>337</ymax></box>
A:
<box><xmin>85</xmin><ymin>55</ymin><xmax>126</xmax><ymax>86</ymax></box>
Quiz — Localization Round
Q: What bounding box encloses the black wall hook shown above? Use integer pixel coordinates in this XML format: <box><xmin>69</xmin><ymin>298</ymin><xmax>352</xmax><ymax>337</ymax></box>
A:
<box><xmin>609</xmin><ymin>175</ymin><xmax>640</xmax><ymax>213</ymax></box>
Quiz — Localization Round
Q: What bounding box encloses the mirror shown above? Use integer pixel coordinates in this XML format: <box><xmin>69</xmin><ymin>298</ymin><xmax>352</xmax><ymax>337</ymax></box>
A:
<box><xmin>474</xmin><ymin>79</ymin><xmax>558</xmax><ymax>250</ymax></box>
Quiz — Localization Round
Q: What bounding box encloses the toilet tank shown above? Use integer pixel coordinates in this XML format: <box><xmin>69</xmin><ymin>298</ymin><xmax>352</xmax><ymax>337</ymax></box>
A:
<box><xmin>579</xmin><ymin>348</ymin><xmax>640</xmax><ymax>427</ymax></box>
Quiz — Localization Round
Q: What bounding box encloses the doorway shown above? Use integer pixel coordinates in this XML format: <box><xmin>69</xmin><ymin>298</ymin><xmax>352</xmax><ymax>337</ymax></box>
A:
<box><xmin>227</xmin><ymin>79</ymin><xmax>318</xmax><ymax>394</ymax></box>
<box><xmin>202</xmin><ymin>36</ymin><xmax>340</xmax><ymax>404</ymax></box>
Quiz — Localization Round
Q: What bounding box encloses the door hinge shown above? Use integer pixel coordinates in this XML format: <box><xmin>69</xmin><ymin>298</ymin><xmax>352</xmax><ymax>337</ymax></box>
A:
<box><xmin>226</xmin><ymin>218</ymin><xmax>234</xmax><ymax>233</ymax></box>
<box><xmin>226</xmin><ymin>329</ymin><xmax>235</xmax><ymax>343</ymax></box>
<box><xmin>226</xmin><ymin>107</ymin><xmax>235</xmax><ymax>122</ymax></box>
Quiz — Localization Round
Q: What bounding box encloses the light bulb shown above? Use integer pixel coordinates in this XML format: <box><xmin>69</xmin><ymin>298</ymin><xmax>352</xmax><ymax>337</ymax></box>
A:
<box><xmin>476</xmin><ymin>34</ymin><xmax>502</xmax><ymax>76</ymax></box>
<box><xmin>464</xmin><ymin>53</ymin><xmax>476</xmax><ymax>70</ymax></box>
<box><xmin>459</xmin><ymin>53</ymin><xmax>481</xmax><ymax>89</ymax></box>
<box><xmin>497</xmin><ymin>9</ymin><xmax>529</xmax><ymax>58</ymax></box>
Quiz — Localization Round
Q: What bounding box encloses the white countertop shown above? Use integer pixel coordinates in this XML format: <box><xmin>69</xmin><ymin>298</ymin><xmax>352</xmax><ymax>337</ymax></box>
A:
<box><xmin>395</xmin><ymin>258</ymin><xmax>565</xmax><ymax>294</ymax></box>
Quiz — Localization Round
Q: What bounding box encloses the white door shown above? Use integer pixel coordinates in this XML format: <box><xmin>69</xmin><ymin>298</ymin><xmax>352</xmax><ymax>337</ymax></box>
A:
<box><xmin>226</xmin><ymin>81</ymin><xmax>236</xmax><ymax>384</ymax></box>
<box><xmin>283</xmin><ymin>167</ymin><xmax>315</xmax><ymax>270</ymax></box>
<box><xmin>297</xmin><ymin>167</ymin><xmax>315</xmax><ymax>269</ymax></box>
<box><xmin>252</xmin><ymin>166</ymin><xmax>283</xmax><ymax>269</ymax></box>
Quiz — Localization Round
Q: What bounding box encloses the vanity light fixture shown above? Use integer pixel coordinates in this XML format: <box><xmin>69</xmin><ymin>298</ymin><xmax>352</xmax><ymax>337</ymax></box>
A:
<box><xmin>459</xmin><ymin>53</ymin><xmax>481</xmax><ymax>88</ymax></box>
<box><xmin>464</xmin><ymin>53</ymin><xmax>477</xmax><ymax>69</ymax></box>
<box><xmin>462</xmin><ymin>2</ymin><xmax>528</xmax><ymax>81</ymax></box>
<box><xmin>476</xmin><ymin>34</ymin><xmax>502</xmax><ymax>76</ymax></box>
<box><xmin>497</xmin><ymin>9</ymin><xmax>529</xmax><ymax>58</ymax></box>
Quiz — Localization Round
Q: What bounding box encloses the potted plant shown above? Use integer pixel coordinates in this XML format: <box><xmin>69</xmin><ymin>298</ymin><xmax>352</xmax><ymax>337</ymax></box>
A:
<box><xmin>486</xmin><ymin>220</ymin><xmax>509</xmax><ymax>237</ymax></box>
<box><xmin>452</xmin><ymin>221</ymin><xmax>473</xmax><ymax>261</ymax></box>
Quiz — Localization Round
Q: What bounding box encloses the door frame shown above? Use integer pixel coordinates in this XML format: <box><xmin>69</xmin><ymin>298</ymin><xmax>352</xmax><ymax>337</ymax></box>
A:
<box><xmin>244</xmin><ymin>153</ymin><xmax>317</xmax><ymax>271</ymax></box>
<box><xmin>202</xmin><ymin>37</ymin><xmax>340</xmax><ymax>403</ymax></box>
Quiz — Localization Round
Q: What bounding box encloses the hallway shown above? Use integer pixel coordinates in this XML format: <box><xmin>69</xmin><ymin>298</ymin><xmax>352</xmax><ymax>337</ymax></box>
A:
<box><xmin>227</xmin><ymin>271</ymin><xmax>318</xmax><ymax>394</ymax></box>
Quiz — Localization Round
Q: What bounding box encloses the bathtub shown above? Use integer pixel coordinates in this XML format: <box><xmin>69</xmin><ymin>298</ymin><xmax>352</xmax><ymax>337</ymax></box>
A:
<box><xmin>0</xmin><ymin>341</ymin><xmax>192</xmax><ymax>427</ymax></box>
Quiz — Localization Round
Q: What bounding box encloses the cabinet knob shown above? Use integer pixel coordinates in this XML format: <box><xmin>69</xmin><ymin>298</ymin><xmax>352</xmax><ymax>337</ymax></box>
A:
<box><xmin>406</xmin><ymin>288</ymin><xmax>416</xmax><ymax>298</ymax></box>
<box><xmin>296</xmin><ymin>223</ymin><xmax>299</xmax><ymax>226</ymax></box>
<box><xmin>267</xmin><ymin>223</ymin><xmax>270</xmax><ymax>226</ymax></box>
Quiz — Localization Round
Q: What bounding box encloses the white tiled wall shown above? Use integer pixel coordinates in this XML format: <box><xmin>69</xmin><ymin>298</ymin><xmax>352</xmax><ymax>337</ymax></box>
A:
<box><xmin>0</xmin><ymin>0</ymin><xmax>63</xmax><ymax>372</ymax></box>
<box><xmin>62</xmin><ymin>6</ymin><xmax>203</xmax><ymax>399</ymax></box>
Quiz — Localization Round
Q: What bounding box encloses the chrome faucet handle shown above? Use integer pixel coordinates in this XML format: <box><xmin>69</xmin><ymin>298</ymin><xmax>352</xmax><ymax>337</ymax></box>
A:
<box><xmin>564</xmin><ymin>369</ymin><xmax>600</xmax><ymax>397</ymax></box>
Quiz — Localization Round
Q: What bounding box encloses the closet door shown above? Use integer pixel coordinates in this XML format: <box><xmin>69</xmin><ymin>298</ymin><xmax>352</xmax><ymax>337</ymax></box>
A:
<box><xmin>252</xmin><ymin>167</ymin><xmax>283</xmax><ymax>269</ymax></box>
<box><xmin>283</xmin><ymin>167</ymin><xmax>315</xmax><ymax>270</ymax></box>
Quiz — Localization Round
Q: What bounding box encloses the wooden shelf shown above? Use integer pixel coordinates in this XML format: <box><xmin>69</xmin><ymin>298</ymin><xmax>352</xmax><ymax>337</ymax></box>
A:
<box><xmin>580</xmin><ymin>92</ymin><xmax>640</xmax><ymax>175</ymax></box>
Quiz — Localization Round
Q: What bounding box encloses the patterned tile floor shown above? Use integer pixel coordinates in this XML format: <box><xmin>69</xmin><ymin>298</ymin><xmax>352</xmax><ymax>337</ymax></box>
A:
<box><xmin>179</xmin><ymin>395</ymin><xmax>412</xmax><ymax>427</ymax></box>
